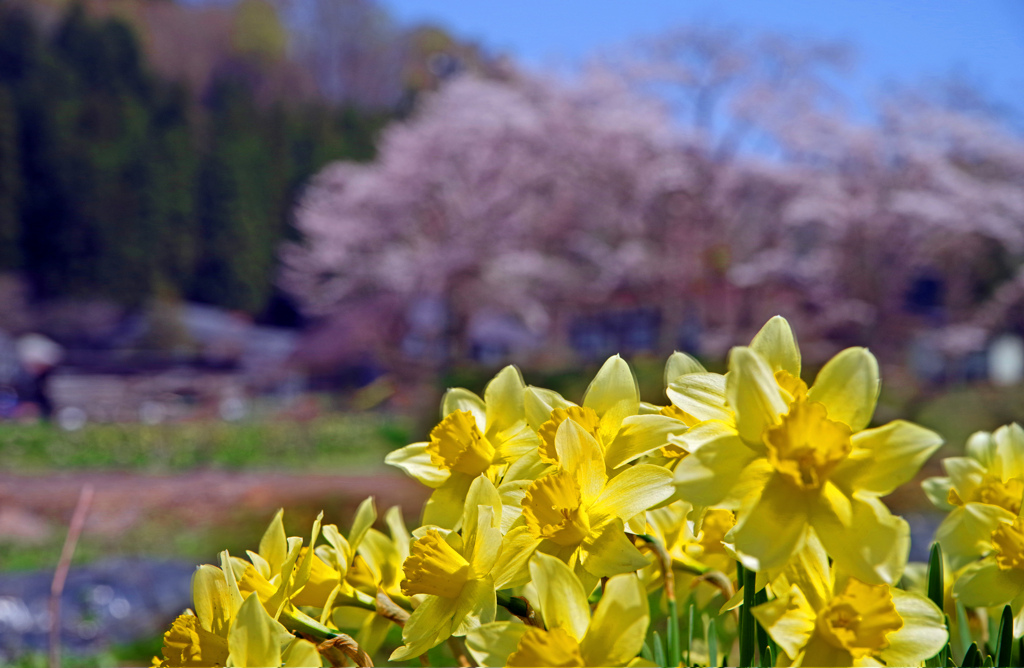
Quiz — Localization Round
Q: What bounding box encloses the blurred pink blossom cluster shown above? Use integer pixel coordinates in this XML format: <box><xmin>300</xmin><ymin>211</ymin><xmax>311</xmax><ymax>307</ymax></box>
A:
<box><xmin>282</xmin><ymin>29</ymin><xmax>1024</xmax><ymax>366</ymax></box>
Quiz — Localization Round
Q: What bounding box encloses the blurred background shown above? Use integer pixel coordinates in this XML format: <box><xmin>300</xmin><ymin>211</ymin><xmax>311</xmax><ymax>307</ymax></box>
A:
<box><xmin>0</xmin><ymin>0</ymin><xmax>1022</xmax><ymax>664</ymax></box>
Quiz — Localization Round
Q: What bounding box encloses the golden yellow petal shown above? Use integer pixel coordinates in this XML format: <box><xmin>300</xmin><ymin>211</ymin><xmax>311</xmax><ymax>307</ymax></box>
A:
<box><xmin>427</xmin><ymin>410</ymin><xmax>496</xmax><ymax>476</ymax></box>
<box><xmin>522</xmin><ymin>469</ymin><xmax>591</xmax><ymax>548</ymax></box>
<box><xmin>161</xmin><ymin>613</ymin><xmax>230</xmax><ymax>668</ymax></box>
<box><xmin>764</xmin><ymin>399</ymin><xmax>851</xmax><ymax>490</ymax></box>
<box><xmin>401</xmin><ymin>530</ymin><xmax>471</xmax><ymax>598</ymax></box>
<box><xmin>507</xmin><ymin>627</ymin><xmax>585</xmax><ymax>667</ymax></box>
<box><xmin>538</xmin><ymin>406</ymin><xmax>602</xmax><ymax>464</ymax></box>
<box><xmin>817</xmin><ymin>579</ymin><xmax>902</xmax><ymax>659</ymax></box>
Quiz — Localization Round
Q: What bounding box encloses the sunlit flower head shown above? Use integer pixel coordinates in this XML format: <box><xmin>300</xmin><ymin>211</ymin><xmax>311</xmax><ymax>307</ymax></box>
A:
<box><xmin>924</xmin><ymin>423</ymin><xmax>1024</xmax><ymax>570</ymax></box>
<box><xmin>673</xmin><ymin>316</ymin><xmax>943</xmax><ymax>583</ymax></box>
<box><xmin>754</xmin><ymin>538</ymin><xmax>947</xmax><ymax>667</ymax></box>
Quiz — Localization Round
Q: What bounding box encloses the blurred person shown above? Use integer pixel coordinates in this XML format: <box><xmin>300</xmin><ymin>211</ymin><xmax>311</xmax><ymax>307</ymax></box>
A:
<box><xmin>15</xmin><ymin>333</ymin><xmax>62</xmax><ymax>420</ymax></box>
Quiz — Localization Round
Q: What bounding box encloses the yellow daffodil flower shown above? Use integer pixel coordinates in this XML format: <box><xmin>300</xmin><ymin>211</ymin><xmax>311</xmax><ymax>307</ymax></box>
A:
<box><xmin>522</xmin><ymin>417</ymin><xmax>674</xmax><ymax>592</ymax></box>
<box><xmin>330</xmin><ymin>506</ymin><xmax>414</xmax><ymax>657</ymax></box>
<box><xmin>534</xmin><ymin>355</ymin><xmax>689</xmax><ymax>472</ymax></box>
<box><xmin>953</xmin><ymin>513</ymin><xmax>1024</xmax><ymax>634</ymax></box>
<box><xmin>301</xmin><ymin>497</ymin><xmax>378</xmax><ymax>612</ymax></box>
<box><xmin>156</xmin><ymin>564</ymin><xmax>234</xmax><ymax>667</ymax></box>
<box><xmin>644</xmin><ymin>501</ymin><xmax>736</xmax><ymax>606</ymax></box>
<box><xmin>157</xmin><ymin>564</ymin><xmax>320</xmax><ymax>668</ymax></box>
<box><xmin>674</xmin><ymin>316</ymin><xmax>942</xmax><ymax>583</ymax></box>
<box><xmin>464</xmin><ymin>552</ymin><xmax>650</xmax><ymax>667</ymax></box>
<box><xmin>232</xmin><ymin>510</ymin><xmax>325</xmax><ymax>617</ymax></box>
<box><xmin>754</xmin><ymin>537</ymin><xmax>947</xmax><ymax>667</ymax></box>
<box><xmin>389</xmin><ymin>477</ymin><xmax>509</xmax><ymax>661</ymax></box>
<box><xmin>924</xmin><ymin>423</ymin><xmax>1024</xmax><ymax>570</ymax></box>
<box><xmin>386</xmin><ymin>366</ymin><xmax>544</xmax><ymax>528</ymax></box>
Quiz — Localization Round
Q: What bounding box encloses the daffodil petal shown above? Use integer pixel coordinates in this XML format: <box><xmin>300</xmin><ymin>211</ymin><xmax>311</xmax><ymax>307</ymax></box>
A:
<box><xmin>246</xmin><ymin>551</ymin><xmax>271</xmax><ymax>580</ymax></box>
<box><xmin>524</xmin><ymin>386</ymin><xmax>572</xmax><ymax>431</ymax></box>
<box><xmin>779</xmin><ymin>531</ymin><xmax>832</xmax><ymax>612</ymax></box>
<box><xmin>453</xmin><ymin>575</ymin><xmax>497</xmax><ymax>636</ymax></box>
<box><xmin>218</xmin><ymin>551</ymin><xmax>245</xmax><ymax>618</ymax></box>
<box><xmin>806</xmin><ymin>347</ymin><xmax>879</xmax><ymax>431</ymax></box>
<box><xmin>994</xmin><ymin>423</ymin><xmax>1024</xmax><ymax>480</ymax></box>
<box><xmin>464</xmin><ymin>477</ymin><xmax>503</xmax><ymax>535</ymax></box>
<box><xmin>192</xmin><ymin>565</ymin><xmax>233</xmax><ymax>636</ymax></box>
<box><xmin>727</xmin><ymin>347</ymin><xmax>788</xmax><ymax>447</ymax></box>
<box><xmin>605</xmin><ymin>414</ymin><xmax>688</xmax><ymax>468</ymax></box>
<box><xmin>281</xmin><ymin>638</ymin><xmax>321</xmax><ymax>668</ymax></box>
<box><xmin>529</xmin><ymin>552</ymin><xmax>591</xmax><ymax>641</ymax></box>
<box><xmin>423</xmin><ymin>472</ymin><xmax>474</xmax><ymax>529</ymax></box>
<box><xmin>880</xmin><ymin>589</ymin><xmax>948</xmax><ymax>667</ymax></box>
<box><xmin>751</xmin><ymin>583</ymin><xmax>816</xmax><ymax>660</ymax></box>
<box><xmin>484</xmin><ymin>365</ymin><xmax>526</xmax><ymax>437</ymax></box>
<box><xmin>583</xmin><ymin>355</ymin><xmax>640</xmax><ymax>420</ymax></box>
<box><xmin>289</xmin><ymin>512</ymin><xmax>324</xmax><ymax>602</ymax></box>
<box><xmin>943</xmin><ymin>456</ymin><xmax>986</xmax><ymax>501</ymax></box>
<box><xmin>667</xmin><ymin>419</ymin><xmax>735</xmax><ymax>454</ymax></box>
<box><xmin>385</xmin><ymin>442</ymin><xmax>450</xmax><ymax>489</ymax></box>
<box><xmin>953</xmin><ymin>559</ymin><xmax>1024</xmax><ymax>608</ymax></box>
<box><xmin>494</xmin><ymin>422</ymin><xmax>541</xmax><ymax>463</ymax></box>
<box><xmin>667</xmin><ymin>372</ymin><xmax>732</xmax><ymax>423</ymax></box>
<box><xmin>800</xmin><ymin>632</ymin><xmax>853</xmax><ymax>667</ymax></box>
<box><xmin>733</xmin><ymin>474</ymin><xmax>809</xmax><ymax>572</ymax></box>
<box><xmin>228</xmin><ymin>592</ymin><xmax>287</xmax><ymax>668</ymax></box>
<box><xmin>492</xmin><ymin>526</ymin><xmax>542</xmax><ymax>589</ymax></box>
<box><xmin>674</xmin><ymin>434</ymin><xmax>760</xmax><ymax>508</ymax></box>
<box><xmin>966</xmin><ymin>428</ymin><xmax>996</xmax><ymax>465</ymax></box>
<box><xmin>348</xmin><ymin>497</ymin><xmax>376</xmax><ymax>552</ymax></box>
<box><xmin>497</xmin><ymin>480</ymin><xmax>531</xmax><ymax>533</ymax></box>
<box><xmin>811</xmin><ymin>494</ymin><xmax>908</xmax><ymax>585</ymax></box>
<box><xmin>555</xmin><ymin>418</ymin><xmax>607</xmax><ymax>507</ymax></box>
<box><xmin>258</xmin><ymin>509</ymin><xmax>288</xmax><ymax>576</ymax></box>
<box><xmin>749</xmin><ymin>315</ymin><xmax>801</xmax><ymax>377</ymax></box>
<box><xmin>390</xmin><ymin>594</ymin><xmax>460</xmax><ymax>661</ymax></box>
<box><xmin>502</xmin><ymin>447</ymin><xmax>551</xmax><ymax>484</ymax></box>
<box><xmin>465</xmin><ymin>621</ymin><xmax>529</xmax><ymax>668</ymax></box>
<box><xmin>936</xmin><ymin>502</ymin><xmax>1015</xmax><ymax>570</ymax></box>
<box><xmin>356</xmin><ymin>528</ymin><xmax>393</xmax><ymax>584</ymax></box>
<box><xmin>321</xmin><ymin>524</ymin><xmax>351</xmax><ymax>571</ymax></box>
<box><xmin>831</xmin><ymin>420</ymin><xmax>943</xmax><ymax>496</ymax></box>
<box><xmin>442</xmin><ymin>388</ymin><xmax>487</xmax><ymax>430</ymax></box>
<box><xmin>580</xmin><ymin>573</ymin><xmax>649</xmax><ymax>667</ymax></box>
<box><xmin>588</xmin><ymin>464</ymin><xmax>675</xmax><ymax>527</ymax></box>
<box><xmin>580</xmin><ymin>519</ymin><xmax>652</xmax><ymax>579</ymax></box>
<box><xmin>664</xmin><ymin>351</ymin><xmax>706</xmax><ymax>386</ymax></box>
<box><xmin>921</xmin><ymin>476</ymin><xmax>955</xmax><ymax>511</ymax></box>
<box><xmin>468</xmin><ymin>508</ymin><xmax>503</xmax><ymax>576</ymax></box>
<box><xmin>385</xmin><ymin>505</ymin><xmax>411</xmax><ymax>560</ymax></box>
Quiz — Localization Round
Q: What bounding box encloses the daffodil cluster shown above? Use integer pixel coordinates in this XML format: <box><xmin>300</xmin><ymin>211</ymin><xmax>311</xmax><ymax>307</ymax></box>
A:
<box><xmin>924</xmin><ymin>424</ymin><xmax>1024</xmax><ymax>644</ymax></box>
<box><xmin>156</xmin><ymin>316</ymin><xmax>975</xmax><ymax>667</ymax></box>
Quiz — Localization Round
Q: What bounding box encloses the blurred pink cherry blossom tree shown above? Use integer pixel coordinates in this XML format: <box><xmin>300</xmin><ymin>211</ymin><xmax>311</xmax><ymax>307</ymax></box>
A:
<box><xmin>282</xmin><ymin>28</ymin><xmax>1024</xmax><ymax>369</ymax></box>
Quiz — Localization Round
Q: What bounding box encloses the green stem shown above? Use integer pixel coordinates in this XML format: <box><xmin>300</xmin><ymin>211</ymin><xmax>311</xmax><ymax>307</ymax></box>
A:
<box><xmin>738</xmin><ymin>562</ymin><xmax>757</xmax><ymax>668</ymax></box>
<box><xmin>639</xmin><ymin>534</ymin><xmax>680</xmax><ymax>668</ymax></box>
<box><xmin>334</xmin><ymin>589</ymin><xmax>378</xmax><ymax>612</ymax></box>
<box><xmin>497</xmin><ymin>591</ymin><xmax>539</xmax><ymax>626</ymax></box>
<box><xmin>280</xmin><ymin>607</ymin><xmax>339</xmax><ymax>642</ymax></box>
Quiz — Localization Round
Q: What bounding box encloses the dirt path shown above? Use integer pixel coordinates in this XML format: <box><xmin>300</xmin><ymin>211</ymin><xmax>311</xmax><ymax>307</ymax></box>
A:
<box><xmin>0</xmin><ymin>471</ymin><xmax>430</xmax><ymax>548</ymax></box>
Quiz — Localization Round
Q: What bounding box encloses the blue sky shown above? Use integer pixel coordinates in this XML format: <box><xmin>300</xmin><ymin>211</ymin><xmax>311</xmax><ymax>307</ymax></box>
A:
<box><xmin>381</xmin><ymin>1</ymin><xmax>1024</xmax><ymax>114</ymax></box>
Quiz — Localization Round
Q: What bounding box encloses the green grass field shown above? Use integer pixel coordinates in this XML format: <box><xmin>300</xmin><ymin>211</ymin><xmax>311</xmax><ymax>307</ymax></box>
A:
<box><xmin>0</xmin><ymin>413</ymin><xmax>411</xmax><ymax>473</ymax></box>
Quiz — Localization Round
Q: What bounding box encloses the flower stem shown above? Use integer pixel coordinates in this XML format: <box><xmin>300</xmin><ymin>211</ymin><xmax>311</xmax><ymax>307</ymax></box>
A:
<box><xmin>639</xmin><ymin>534</ymin><xmax>680</xmax><ymax>668</ymax></box>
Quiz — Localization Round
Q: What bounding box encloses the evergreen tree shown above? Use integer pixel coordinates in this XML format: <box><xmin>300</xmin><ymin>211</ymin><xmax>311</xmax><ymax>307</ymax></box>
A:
<box><xmin>0</xmin><ymin>0</ymin><xmax>390</xmax><ymax>313</ymax></box>
<box><xmin>0</xmin><ymin>85</ymin><xmax>19</xmax><ymax>270</ymax></box>
<box><xmin>193</xmin><ymin>78</ymin><xmax>284</xmax><ymax>313</ymax></box>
